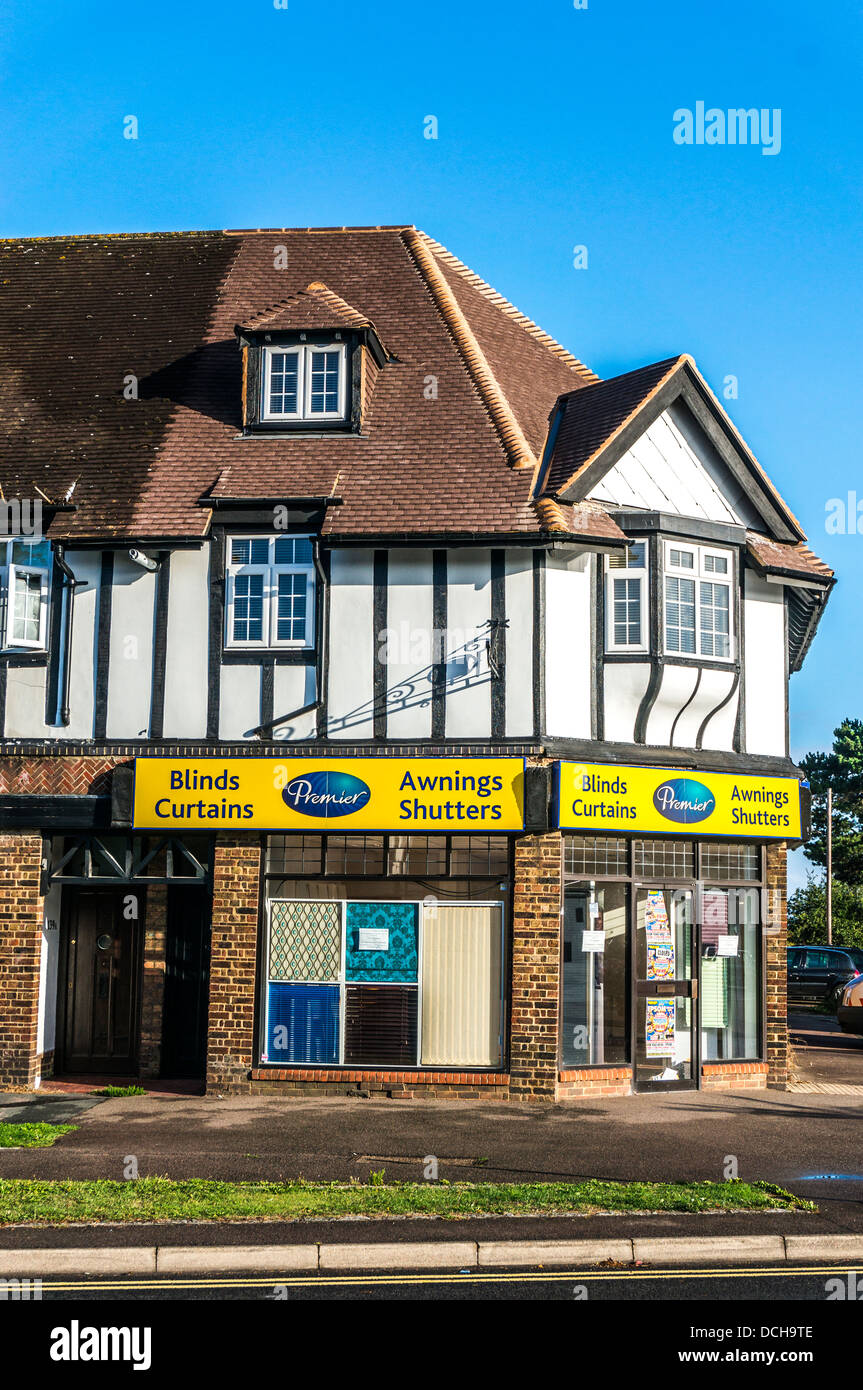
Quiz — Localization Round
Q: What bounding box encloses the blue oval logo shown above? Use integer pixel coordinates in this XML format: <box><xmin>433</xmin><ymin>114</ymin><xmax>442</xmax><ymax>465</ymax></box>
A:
<box><xmin>653</xmin><ymin>777</ymin><xmax>716</xmax><ymax>824</ymax></box>
<box><xmin>282</xmin><ymin>770</ymin><xmax>371</xmax><ymax>819</ymax></box>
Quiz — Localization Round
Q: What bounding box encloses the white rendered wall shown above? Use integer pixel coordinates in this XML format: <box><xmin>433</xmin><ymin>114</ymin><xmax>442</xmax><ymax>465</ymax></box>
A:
<box><xmin>162</xmin><ymin>546</ymin><xmax>210</xmax><ymax>739</ymax></box>
<box><xmin>545</xmin><ymin>550</ymin><xmax>592</xmax><ymax>738</ymax></box>
<box><xmin>744</xmin><ymin>571</ymin><xmax>787</xmax><ymax>756</ymax></box>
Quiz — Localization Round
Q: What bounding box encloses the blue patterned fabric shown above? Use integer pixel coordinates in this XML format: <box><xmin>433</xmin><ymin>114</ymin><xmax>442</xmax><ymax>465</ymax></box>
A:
<box><xmin>266</xmin><ymin>983</ymin><xmax>340</xmax><ymax>1064</ymax></box>
<box><xmin>345</xmin><ymin>902</ymin><xmax>418</xmax><ymax>983</ymax></box>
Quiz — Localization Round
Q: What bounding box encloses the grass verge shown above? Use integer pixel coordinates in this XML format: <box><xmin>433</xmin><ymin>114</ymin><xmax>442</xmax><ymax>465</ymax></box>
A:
<box><xmin>0</xmin><ymin>1177</ymin><xmax>813</xmax><ymax>1225</ymax></box>
<box><xmin>0</xmin><ymin>1124</ymin><xmax>77</xmax><ymax>1150</ymax></box>
<box><xmin>91</xmin><ymin>1086</ymin><xmax>148</xmax><ymax>1098</ymax></box>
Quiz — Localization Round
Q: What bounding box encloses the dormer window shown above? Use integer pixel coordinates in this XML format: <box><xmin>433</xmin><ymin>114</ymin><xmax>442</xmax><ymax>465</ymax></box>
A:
<box><xmin>261</xmin><ymin>342</ymin><xmax>347</xmax><ymax>423</ymax></box>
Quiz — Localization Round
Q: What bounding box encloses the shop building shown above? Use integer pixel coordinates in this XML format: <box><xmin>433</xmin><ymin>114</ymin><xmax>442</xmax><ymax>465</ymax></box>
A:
<box><xmin>0</xmin><ymin>227</ymin><xmax>833</xmax><ymax>1099</ymax></box>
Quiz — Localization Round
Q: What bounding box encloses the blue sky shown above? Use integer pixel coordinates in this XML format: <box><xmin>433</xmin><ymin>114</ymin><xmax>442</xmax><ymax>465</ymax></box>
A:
<box><xmin>1</xmin><ymin>0</ymin><xmax>860</xmax><ymax>886</ymax></box>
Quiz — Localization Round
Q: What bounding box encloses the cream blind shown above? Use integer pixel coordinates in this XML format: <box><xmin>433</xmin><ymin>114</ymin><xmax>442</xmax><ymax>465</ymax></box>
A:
<box><xmin>421</xmin><ymin>905</ymin><xmax>502</xmax><ymax>1066</ymax></box>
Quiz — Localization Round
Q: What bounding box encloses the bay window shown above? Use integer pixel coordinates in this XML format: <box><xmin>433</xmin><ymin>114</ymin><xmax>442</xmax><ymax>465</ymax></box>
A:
<box><xmin>225</xmin><ymin>534</ymin><xmax>315</xmax><ymax>650</ymax></box>
<box><xmin>664</xmin><ymin>542</ymin><xmax>733</xmax><ymax>660</ymax></box>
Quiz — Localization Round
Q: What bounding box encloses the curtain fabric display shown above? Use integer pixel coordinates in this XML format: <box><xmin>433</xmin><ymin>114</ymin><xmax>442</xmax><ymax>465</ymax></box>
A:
<box><xmin>421</xmin><ymin>906</ymin><xmax>502</xmax><ymax>1066</ymax></box>
<box><xmin>265</xmin><ymin>898</ymin><xmax>502</xmax><ymax>1068</ymax></box>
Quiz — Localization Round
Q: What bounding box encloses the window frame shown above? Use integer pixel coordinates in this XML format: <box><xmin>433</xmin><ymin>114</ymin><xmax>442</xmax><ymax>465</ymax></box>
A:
<box><xmin>604</xmin><ymin>539</ymin><xmax>649</xmax><ymax>654</ymax></box>
<box><xmin>224</xmin><ymin>533</ymin><xmax>316</xmax><ymax>651</ymax></box>
<box><xmin>0</xmin><ymin>540</ymin><xmax>51</xmax><ymax>651</ymax></box>
<box><xmin>663</xmin><ymin>540</ymin><xmax>734</xmax><ymax>663</ymax></box>
<box><xmin>260</xmin><ymin>342</ymin><xmax>348</xmax><ymax>424</ymax></box>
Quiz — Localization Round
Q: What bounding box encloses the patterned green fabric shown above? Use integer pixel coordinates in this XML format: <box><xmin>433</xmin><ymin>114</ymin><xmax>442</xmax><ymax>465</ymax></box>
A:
<box><xmin>345</xmin><ymin>902</ymin><xmax>418</xmax><ymax>983</ymax></box>
<box><xmin>269</xmin><ymin>901</ymin><xmax>341</xmax><ymax>982</ymax></box>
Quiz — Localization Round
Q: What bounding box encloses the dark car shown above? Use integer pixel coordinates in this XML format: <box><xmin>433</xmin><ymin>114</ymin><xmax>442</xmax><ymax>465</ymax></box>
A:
<box><xmin>787</xmin><ymin>945</ymin><xmax>863</xmax><ymax>1005</ymax></box>
<box><xmin>837</xmin><ymin>975</ymin><xmax>863</xmax><ymax>1034</ymax></box>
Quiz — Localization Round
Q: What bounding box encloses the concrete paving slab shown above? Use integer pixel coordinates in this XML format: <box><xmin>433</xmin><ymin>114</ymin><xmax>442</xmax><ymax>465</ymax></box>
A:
<box><xmin>632</xmin><ymin>1235</ymin><xmax>787</xmax><ymax>1264</ymax></box>
<box><xmin>784</xmin><ymin>1234</ymin><xmax>863</xmax><ymax>1261</ymax></box>
<box><xmin>319</xmin><ymin>1241</ymin><xmax>477</xmax><ymax>1270</ymax></box>
<box><xmin>478</xmin><ymin>1239</ymin><xmax>633</xmax><ymax>1266</ymax></box>
<box><xmin>0</xmin><ymin>1245</ymin><xmax>156</xmax><ymax>1275</ymax></box>
<box><xmin>156</xmin><ymin>1244</ymin><xmax>318</xmax><ymax>1273</ymax></box>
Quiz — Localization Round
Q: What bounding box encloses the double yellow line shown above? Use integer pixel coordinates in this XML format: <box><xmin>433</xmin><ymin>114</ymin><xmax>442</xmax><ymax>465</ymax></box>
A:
<box><xmin>31</xmin><ymin>1263</ymin><xmax>857</xmax><ymax>1293</ymax></box>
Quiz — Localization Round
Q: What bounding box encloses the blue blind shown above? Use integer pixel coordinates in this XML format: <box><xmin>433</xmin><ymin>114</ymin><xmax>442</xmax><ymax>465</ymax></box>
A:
<box><xmin>266</xmin><ymin>983</ymin><xmax>339</xmax><ymax>1064</ymax></box>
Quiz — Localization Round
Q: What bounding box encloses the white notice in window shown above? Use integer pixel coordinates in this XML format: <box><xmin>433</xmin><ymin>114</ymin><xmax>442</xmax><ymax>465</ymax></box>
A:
<box><xmin>358</xmin><ymin>927</ymin><xmax>389</xmax><ymax>952</ymax></box>
<box><xmin>717</xmin><ymin>935</ymin><xmax>739</xmax><ymax>957</ymax></box>
<box><xmin>581</xmin><ymin>930</ymin><xmax>606</xmax><ymax>952</ymax></box>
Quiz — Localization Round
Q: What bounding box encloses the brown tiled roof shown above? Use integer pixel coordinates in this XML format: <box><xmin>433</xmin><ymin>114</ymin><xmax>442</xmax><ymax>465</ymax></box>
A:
<box><xmin>534</xmin><ymin>497</ymin><xmax>628</xmax><ymax>542</ymax></box>
<box><xmin>746</xmin><ymin>534</ymin><xmax>834</xmax><ymax>583</ymax></box>
<box><xmin>0</xmin><ymin>227</ymin><xmax>595</xmax><ymax>541</ymax></box>
<box><xmin>539</xmin><ymin>356</ymin><xmax>685</xmax><ymax>497</ymax></box>
<box><xmin>236</xmin><ymin>282</ymin><xmax>374</xmax><ymax>334</ymax></box>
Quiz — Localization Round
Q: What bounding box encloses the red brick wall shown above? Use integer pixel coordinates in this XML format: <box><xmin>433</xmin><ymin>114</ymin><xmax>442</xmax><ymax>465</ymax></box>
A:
<box><xmin>765</xmin><ymin>842</ymin><xmax>788</xmax><ymax>1085</ymax></box>
<box><xmin>509</xmin><ymin>832</ymin><xmax>563</xmax><ymax>1101</ymax></box>
<box><xmin>557</xmin><ymin>1067</ymin><xmax>632</xmax><ymax>1099</ymax></box>
<box><xmin>206</xmin><ymin>836</ymin><xmax>261</xmax><ymax>1093</ymax></box>
<box><xmin>0</xmin><ymin>755</ymin><xmax>125</xmax><ymax>795</ymax></box>
<box><xmin>0</xmin><ymin>833</ymin><xmax>44</xmax><ymax>1089</ymax></box>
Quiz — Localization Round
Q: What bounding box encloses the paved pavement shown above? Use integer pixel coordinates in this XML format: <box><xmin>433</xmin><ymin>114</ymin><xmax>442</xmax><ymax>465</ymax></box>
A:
<box><xmin>788</xmin><ymin>1008</ymin><xmax>863</xmax><ymax>1091</ymax></box>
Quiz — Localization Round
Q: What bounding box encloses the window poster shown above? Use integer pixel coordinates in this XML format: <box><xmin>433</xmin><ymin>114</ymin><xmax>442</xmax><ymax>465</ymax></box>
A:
<box><xmin>645</xmin><ymin>890</ymin><xmax>674</xmax><ymax>981</ymax></box>
<box><xmin>645</xmin><ymin>998</ymin><xmax>676</xmax><ymax>1056</ymax></box>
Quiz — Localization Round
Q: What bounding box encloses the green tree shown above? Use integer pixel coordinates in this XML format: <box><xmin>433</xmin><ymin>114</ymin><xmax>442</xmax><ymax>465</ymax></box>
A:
<box><xmin>800</xmin><ymin>718</ymin><xmax>863</xmax><ymax>884</ymax></box>
<box><xmin>787</xmin><ymin>874</ymin><xmax>863</xmax><ymax>951</ymax></box>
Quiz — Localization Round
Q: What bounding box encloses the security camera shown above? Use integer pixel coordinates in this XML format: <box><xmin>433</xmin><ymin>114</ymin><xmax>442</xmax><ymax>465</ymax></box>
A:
<box><xmin>128</xmin><ymin>548</ymin><xmax>159</xmax><ymax>572</ymax></box>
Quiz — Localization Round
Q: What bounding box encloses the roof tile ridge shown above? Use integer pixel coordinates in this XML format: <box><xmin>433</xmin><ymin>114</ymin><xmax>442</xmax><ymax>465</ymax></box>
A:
<box><xmin>303</xmin><ymin>281</ymin><xmax>370</xmax><ymax>326</ymax></box>
<box><xmin>417</xmin><ymin>231</ymin><xmax>600</xmax><ymax>385</ymax></box>
<box><xmin>401</xmin><ymin>227</ymin><xmax>536</xmax><ymax>470</ymax></box>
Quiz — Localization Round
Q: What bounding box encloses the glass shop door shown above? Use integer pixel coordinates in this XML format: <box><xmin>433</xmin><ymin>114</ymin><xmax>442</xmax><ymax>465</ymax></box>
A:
<box><xmin>633</xmin><ymin>885</ymin><xmax>698</xmax><ymax>1091</ymax></box>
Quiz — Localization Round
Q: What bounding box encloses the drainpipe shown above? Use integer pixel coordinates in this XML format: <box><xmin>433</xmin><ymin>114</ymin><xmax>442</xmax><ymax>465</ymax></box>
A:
<box><xmin>53</xmin><ymin>544</ymin><xmax>84</xmax><ymax>727</ymax></box>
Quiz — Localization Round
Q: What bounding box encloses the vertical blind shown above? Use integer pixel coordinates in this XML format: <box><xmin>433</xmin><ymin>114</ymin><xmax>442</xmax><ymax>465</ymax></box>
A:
<box><xmin>421</xmin><ymin>905</ymin><xmax>502</xmax><ymax>1066</ymax></box>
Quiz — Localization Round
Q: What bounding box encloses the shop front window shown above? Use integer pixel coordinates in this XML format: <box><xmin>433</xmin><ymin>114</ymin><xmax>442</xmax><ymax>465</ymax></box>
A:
<box><xmin>699</xmin><ymin>886</ymin><xmax>760</xmax><ymax>1060</ymax></box>
<box><xmin>561</xmin><ymin>883</ymin><xmax>629</xmax><ymax>1066</ymax></box>
<box><xmin>261</xmin><ymin>836</ymin><xmax>508</xmax><ymax>1071</ymax></box>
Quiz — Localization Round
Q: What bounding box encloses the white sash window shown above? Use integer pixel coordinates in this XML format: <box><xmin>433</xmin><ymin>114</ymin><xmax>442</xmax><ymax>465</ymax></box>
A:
<box><xmin>664</xmin><ymin>542</ymin><xmax>733</xmax><ymax>660</ymax></box>
<box><xmin>605</xmin><ymin>540</ymin><xmax>648</xmax><ymax>652</ymax></box>
<box><xmin>225</xmin><ymin>534</ymin><xmax>315</xmax><ymax>649</ymax></box>
<box><xmin>261</xmin><ymin>343</ymin><xmax>347</xmax><ymax>422</ymax></box>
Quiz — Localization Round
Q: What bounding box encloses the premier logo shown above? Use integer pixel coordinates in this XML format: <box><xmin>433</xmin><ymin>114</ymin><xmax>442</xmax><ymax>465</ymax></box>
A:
<box><xmin>653</xmin><ymin>777</ymin><xmax>716</xmax><ymax>825</ymax></box>
<box><xmin>282</xmin><ymin>769</ymin><xmax>371</xmax><ymax>819</ymax></box>
<box><xmin>49</xmin><ymin>1321</ymin><xmax>152</xmax><ymax>1371</ymax></box>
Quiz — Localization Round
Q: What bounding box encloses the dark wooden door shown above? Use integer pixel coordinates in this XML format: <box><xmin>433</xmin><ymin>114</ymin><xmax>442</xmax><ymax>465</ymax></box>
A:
<box><xmin>60</xmin><ymin>889</ymin><xmax>139</xmax><ymax>1074</ymax></box>
<box><xmin>160</xmin><ymin>886</ymin><xmax>210</xmax><ymax>1078</ymax></box>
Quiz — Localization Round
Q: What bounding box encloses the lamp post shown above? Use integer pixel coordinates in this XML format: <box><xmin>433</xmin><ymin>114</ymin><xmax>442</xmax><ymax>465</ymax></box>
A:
<box><xmin>826</xmin><ymin>786</ymin><xmax>833</xmax><ymax>946</ymax></box>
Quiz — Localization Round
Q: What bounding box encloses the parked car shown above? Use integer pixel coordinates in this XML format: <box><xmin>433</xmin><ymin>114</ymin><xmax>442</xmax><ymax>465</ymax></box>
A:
<box><xmin>787</xmin><ymin>945</ymin><xmax>863</xmax><ymax>1005</ymax></box>
<box><xmin>837</xmin><ymin>974</ymin><xmax>863</xmax><ymax>1034</ymax></box>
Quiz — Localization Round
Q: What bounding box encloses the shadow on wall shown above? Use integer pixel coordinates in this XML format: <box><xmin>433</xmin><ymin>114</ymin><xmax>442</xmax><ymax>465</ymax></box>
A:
<box><xmin>326</xmin><ymin>620</ymin><xmax>502</xmax><ymax>736</ymax></box>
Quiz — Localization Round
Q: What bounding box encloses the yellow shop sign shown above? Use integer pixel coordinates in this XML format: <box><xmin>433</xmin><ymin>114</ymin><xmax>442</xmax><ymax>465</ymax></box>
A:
<box><xmin>556</xmin><ymin>762</ymin><xmax>803</xmax><ymax>840</ymax></box>
<box><xmin>132</xmin><ymin>757</ymin><xmax>525</xmax><ymax>832</ymax></box>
